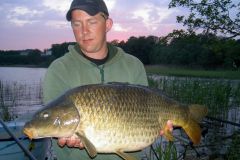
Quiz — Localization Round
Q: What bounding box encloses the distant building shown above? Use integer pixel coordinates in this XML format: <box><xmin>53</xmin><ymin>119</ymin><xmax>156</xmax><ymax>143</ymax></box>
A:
<box><xmin>42</xmin><ymin>49</ymin><xmax>52</xmax><ymax>56</ymax></box>
<box><xmin>20</xmin><ymin>49</ymin><xmax>32</xmax><ymax>56</ymax></box>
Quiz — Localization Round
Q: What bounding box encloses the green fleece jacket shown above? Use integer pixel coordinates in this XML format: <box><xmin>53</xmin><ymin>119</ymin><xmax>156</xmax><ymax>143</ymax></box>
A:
<box><xmin>43</xmin><ymin>43</ymin><xmax>148</xmax><ymax>160</ymax></box>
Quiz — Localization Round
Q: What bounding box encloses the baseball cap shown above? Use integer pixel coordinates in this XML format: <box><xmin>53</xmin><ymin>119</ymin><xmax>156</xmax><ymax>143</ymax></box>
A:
<box><xmin>66</xmin><ymin>0</ymin><xmax>109</xmax><ymax>21</ymax></box>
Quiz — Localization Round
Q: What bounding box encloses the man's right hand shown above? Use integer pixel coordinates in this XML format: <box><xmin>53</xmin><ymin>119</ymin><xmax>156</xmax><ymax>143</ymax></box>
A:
<box><xmin>160</xmin><ymin>120</ymin><xmax>173</xmax><ymax>136</ymax></box>
<box><xmin>58</xmin><ymin>136</ymin><xmax>84</xmax><ymax>149</ymax></box>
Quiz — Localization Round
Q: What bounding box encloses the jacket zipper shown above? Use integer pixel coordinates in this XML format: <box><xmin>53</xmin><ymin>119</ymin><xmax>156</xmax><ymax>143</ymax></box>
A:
<box><xmin>91</xmin><ymin>63</ymin><xmax>105</xmax><ymax>84</ymax></box>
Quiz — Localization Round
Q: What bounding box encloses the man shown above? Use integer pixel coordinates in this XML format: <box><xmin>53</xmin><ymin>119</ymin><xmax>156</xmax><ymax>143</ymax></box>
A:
<box><xmin>43</xmin><ymin>0</ymin><xmax>148</xmax><ymax>159</ymax></box>
<box><xmin>43</xmin><ymin>0</ymin><xmax>174</xmax><ymax>159</ymax></box>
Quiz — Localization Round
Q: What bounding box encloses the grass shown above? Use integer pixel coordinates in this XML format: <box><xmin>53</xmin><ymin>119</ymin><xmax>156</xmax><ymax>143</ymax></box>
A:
<box><xmin>226</xmin><ymin>131</ymin><xmax>240</xmax><ymax>160</ymax></box>
<box><xmin>145</xmin><ymin>65</ymin><xmax>240</xmax><ymax>80</ymax></box>
<box><xmin>155</xmin><ymin>141</ymin><xmax>177</xmax><ymax>160</ymax></box>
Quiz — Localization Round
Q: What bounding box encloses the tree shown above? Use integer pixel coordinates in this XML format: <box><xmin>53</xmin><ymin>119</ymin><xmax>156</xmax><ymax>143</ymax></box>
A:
<box><xmin>169</xmin><ymin>0</ymin><xmax>240</xmax><ymax>39</ymax></box>
<box><xmin>52</xmin><ymin>42</ymin><xmax>75</xmax><ymax>58</ymax></box>
<box><xmin>123</xmin><ymin>36</ymin><xmax>159</xmax><ymax>64</ymax></box>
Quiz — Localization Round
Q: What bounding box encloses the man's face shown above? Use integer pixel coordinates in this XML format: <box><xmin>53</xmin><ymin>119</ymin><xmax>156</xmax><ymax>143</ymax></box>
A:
<box><xmin>71</xmin><ymin>10</ymin><xmax>112</xmax><ymax>57</ymax></box>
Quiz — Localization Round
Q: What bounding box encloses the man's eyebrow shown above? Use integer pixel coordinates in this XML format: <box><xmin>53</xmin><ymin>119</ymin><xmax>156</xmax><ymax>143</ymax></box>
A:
<box><xmin>71</xmin><ymin>14</ymin><xmax>105</xmax><ymax>22</ymax></box>
<box><xmin>72</xmin><ymin>17</ymin><xmax>99</xmax><ymax>22</ymax></box>
<box><xmin>71</xmin><ymin>19</ymin><xmax>81</xmax><ymax>22</ymax></box>
<box><xmin>100</xmin><ymin>13</ymin><xmax>108</xmax><ymax>19</ymax></box>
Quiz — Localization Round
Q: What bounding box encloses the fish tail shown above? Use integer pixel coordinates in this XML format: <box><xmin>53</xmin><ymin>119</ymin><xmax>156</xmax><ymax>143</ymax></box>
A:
<box><xmin>182</xmin><ymin>104</ymin><xmax>207</xmax><ymax>145</ymax></box>
<box><xmin>189</xmin><ymin>104</ymin><xmax>208</xmax><ymax>122</ymax></box>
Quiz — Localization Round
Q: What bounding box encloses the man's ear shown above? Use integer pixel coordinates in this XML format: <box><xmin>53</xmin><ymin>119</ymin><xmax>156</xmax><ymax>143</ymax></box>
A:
<box><xmin>105</xmin><ymin>18</ymin><xmax>113</xmax><ymax>32</ymax></box>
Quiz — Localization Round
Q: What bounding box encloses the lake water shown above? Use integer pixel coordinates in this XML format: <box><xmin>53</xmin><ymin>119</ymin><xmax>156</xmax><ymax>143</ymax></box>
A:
<box><xmin>0</xmin><ymin>67</ymin><xmax>46</xmax><ymax>83</ymax></box>
<box><xmin>0</xmin><ymin>67</ymin><xmax>47</xmax><ymax>120</ymax></box>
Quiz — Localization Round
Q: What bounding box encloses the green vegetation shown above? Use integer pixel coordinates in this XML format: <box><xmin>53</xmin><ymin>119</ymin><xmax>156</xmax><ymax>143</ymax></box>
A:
<box><xmin>144</xmin><ymin>141</ymin><xmax>177</xmax><ymax>160</ymax></box>
<box><xmin>155</xmin><ymin>141</ymin><xmax>177</xmax><ymax>160</ymax></box>
<box><xmin>148</xmin><ymin>75</ymin><xmax>240</xmax><ymax>159</ymax></box>
<box><xmin>0</xmin><ymin>49</ymin><xmax>52</xmax><ymax>67</ymax></box>
<box><xmin>145</xmin><ymin>65</ymin><xmax>240</xmax><ymax>80</ymax></box>
<box><xmin>0</xmin><ymin>80</ymin><xmax>43</xmax><ymax>121</ymax></box>
<box><xmin>169</xmin><ymin>0</ymin><xmax>240</xmax><ymax>39</ymax></box>
<box><xmin>0</xmin><ymin>81</ymin><xmax>11</xmax><ymax>121</ymax></box>
<box><xmin>148</xmin><ymin>75</ymin><xmax>239</xmax><ymax>117</ymax></box>
<box><xmin>226</xmin><ymin>132</ymin><xmax>240</xmax><ymax>160</ymax></box>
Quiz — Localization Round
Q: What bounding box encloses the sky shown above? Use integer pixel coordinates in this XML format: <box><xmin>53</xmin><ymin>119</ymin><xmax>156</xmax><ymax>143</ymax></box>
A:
<box><xmin>0</xmin><ymin>0</ymin><xmax>186</xmax><ymax>51</ymax></box>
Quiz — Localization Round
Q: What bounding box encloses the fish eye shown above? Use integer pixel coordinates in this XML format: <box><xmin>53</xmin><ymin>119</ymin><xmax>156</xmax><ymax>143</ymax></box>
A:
<box><xmin>41</xmin><ymin>112</ymin><xmax>50</xmax><ymax>119</ymax></box>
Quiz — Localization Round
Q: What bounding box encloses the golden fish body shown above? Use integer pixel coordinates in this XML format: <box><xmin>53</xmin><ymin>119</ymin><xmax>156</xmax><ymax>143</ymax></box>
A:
<box><xmin>24</xmin><ymin>83</ymin><xmax>207</xmax><ymax>160</ymax></box>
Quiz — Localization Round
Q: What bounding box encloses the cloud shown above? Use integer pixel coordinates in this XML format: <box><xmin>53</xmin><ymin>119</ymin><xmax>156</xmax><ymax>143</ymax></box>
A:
<box><xmin>132</xmin><ymin>3</ymin><xmax>175</xmax><ymax>31</ymax></box>
<box><xmin>13</xmin><ymin>6</ymin><xmax>33</xmax><ymax>16</ymax></box>
<box><xmin>9</xmin><ymin>19</ymin><xmax>35</xmax><ymax>27</ymax></box>
<box><xmin>104</xmin><ymin>0</ymin><xmax>117</xmax><ymax>11</ymax></box>
<box><xmin>112</xmin><ymin>23</ymin><xmax>131</xmax><ymax>32</ymax></box>
<box><xmin>6</xmin><ymin>6</ymin><xmax>43</xmax><ymax>27</ymax></box>
<box><xmin>45</xmin><ymin>20</ymin><xmax>69</xmax><ymax>29</ymax></box>
<box><xmin>42</xmin><ymin>0</ymin><xmax>71</xmax><ymax>13</ymax></box>
<box><xmin>0</xmin><ymin>6</ymin><xmax>3</xmax><ymax>11</ymax></box>
<box><xmin>9</xmin><ymin>6</ymin><xmax>43</xmax><ymax>18</ymax></box>
<box><xmin>42</xmin><ymin>0</ymin><xmax>117</xmax><ymax>14</ymax></box>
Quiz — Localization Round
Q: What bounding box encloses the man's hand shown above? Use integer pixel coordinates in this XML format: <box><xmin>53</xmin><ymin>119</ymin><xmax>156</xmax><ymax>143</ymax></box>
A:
<box><xmin>58</xmin><ymin>136</ymin><xmax>84</xmax><ymax>149</ymax></box>
<box><xmin>160</xmin><ymin>120</ymin><xmax>173</xmax><ymax>136</ymax></box>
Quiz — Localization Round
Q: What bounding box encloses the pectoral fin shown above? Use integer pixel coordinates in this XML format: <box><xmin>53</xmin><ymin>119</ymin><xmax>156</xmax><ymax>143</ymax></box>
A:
<box><xmin>76</xmin><ymin>132</ymin><xmax>97</xmax><ymax>158</ymax></box>
<box><xmin>115</xmin><ymin>150</ymin><xmax>137</xmax><ymax>160</ymax></box>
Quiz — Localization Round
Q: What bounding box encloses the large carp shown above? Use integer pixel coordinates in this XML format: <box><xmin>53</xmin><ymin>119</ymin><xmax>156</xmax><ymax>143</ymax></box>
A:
<box><xmin>23</xmin><ymin>83</ymin><xmax>207</xmax><ymax>160</ymax></box>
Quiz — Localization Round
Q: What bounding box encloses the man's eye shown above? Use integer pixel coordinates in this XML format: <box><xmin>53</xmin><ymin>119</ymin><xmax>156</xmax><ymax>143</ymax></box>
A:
<box><xmin>72</xmin><ymin>22</ymin><xmax>81</xmax><ymax>27</ymax></box>
<box><xmin>88</xmin><ymin>20</ymin><xmax>97</xmax><ymax>25</ymax></box>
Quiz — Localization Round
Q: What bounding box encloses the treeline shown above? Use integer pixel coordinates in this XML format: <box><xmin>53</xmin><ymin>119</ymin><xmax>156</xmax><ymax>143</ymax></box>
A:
<box><xmin>0</xmin><ymin>30</ymin><xmax>240</xmax><ymax>69</ymax></box>
<box><xmin>0</xmin><ymin>49</ymin><xmax>53</xmax><ymax>67</ymax></box>
<box><xmin>0</xmin><ymin>42</ymin><xmax>76</xmax><ymax>67</ymax></box>
<box><xmin>116</xmin><ymin>30</ymin><xmax>240</xmax><ymax>69</ymax></box>
<box><xmin>49</xmin><ymin>31</ymin><xmax>240</xmax><ymax>69</ymax></box>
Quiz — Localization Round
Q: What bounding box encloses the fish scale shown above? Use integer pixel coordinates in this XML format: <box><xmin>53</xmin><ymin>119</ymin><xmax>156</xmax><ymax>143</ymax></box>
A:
<box><xmin>72</xmin><ymin>85</ymin><xmax>160</xmax><ymax>151</ymax></box>
<box><xmin>23</xmin><ymin>83</ymin><xmax>207</xmax><ymax>160</ymax></box>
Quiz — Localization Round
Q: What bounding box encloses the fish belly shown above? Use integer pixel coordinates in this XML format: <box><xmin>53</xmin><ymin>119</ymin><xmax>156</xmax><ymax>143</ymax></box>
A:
<box><xmin>80</xmin><ymin>120</ymin><xmax>160</xmax><ymax>153</ymax></box>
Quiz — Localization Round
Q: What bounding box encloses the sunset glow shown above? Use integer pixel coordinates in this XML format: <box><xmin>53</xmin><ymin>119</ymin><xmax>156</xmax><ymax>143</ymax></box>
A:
<box><xmin>0</xmin><ymin>0</ymin><xmax>185</xmax><ymax>51</ymax></box>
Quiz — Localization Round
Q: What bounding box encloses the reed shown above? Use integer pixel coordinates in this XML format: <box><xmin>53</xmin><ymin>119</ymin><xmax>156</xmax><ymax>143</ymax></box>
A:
<box><xmin>148</xmin><ymin>76</ymin><xmax>239</xmax><ymax>118</ymax></box>
<box><xmin>0</xmin><ymin>81</ymin><xmax>11</xmax><ymax>121</ymax></box>
<box><xmin>156</xmin><ymin>141</ymin><xmax>177</xmax><ymax>160</ymax></box>
<box><xmin>226</xmin><ymin>131</ymin><xmax>240</xmax><ymax>160</ymax></box>
<box><xmin>0</xmin><ymin>80</ymin><xmax>43</xmax><ymax>121</ymax></box>
<box><xmin>143</xmin><ymin>139</ymin><xmax>177</xmax><ymax>160</ymax></box>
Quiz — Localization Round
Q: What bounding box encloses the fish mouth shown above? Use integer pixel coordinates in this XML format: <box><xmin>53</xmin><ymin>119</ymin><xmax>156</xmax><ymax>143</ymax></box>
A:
<box><xmin>23</xmin><ymin>128</ymin><xmax>34</xmax><ymax>140</ymax></box>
